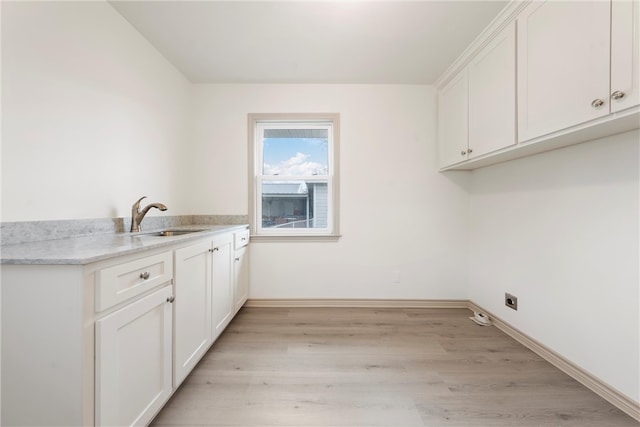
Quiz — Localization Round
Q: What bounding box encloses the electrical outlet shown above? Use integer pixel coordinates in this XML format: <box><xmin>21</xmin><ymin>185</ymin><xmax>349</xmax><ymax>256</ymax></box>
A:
<box><xmin>505</xmin><ymin>293</ymin><xmax>518</xmax><ymax>310</ymax></box>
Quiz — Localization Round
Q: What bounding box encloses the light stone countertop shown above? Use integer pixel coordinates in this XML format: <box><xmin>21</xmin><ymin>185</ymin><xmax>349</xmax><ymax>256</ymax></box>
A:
<box><xmin>0</xmin><ymin>224</ymin><xmax>249</xmax><ymax>265</ymax></box>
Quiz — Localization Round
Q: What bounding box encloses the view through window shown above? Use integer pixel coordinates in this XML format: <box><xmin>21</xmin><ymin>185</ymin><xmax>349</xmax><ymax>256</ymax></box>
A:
<box><xmin>251</xmin><ymin>115</ymin><xmax>339</xmax><ymax>237</ymax></box>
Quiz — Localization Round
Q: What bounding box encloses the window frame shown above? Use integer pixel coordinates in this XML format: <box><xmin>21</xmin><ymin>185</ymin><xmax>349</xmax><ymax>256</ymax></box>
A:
<box><xmin>248</xmin><ymin>113</ymin><xmax>340</xmax><ymax>241</ymax></box>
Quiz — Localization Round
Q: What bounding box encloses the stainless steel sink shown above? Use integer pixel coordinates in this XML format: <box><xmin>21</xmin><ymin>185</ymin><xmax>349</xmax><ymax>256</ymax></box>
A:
<box><xmin>139</xmin><ymin>229</ymin><xmax>208</xmax><ymax>237</ymax></box>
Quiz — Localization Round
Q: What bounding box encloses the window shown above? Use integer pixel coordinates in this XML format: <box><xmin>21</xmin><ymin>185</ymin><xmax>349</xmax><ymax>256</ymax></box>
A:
<box><xmin>249</xmin><ymin>113</ymin><xmax>340</xmax><ymax>239</ymax></box>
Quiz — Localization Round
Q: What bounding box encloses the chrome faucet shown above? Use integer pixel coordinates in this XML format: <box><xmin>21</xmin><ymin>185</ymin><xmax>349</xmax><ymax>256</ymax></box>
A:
<box><xmin>130</xmin><ymin>196</ymin><xmax>168</xmax><ymax>232</ymax></box>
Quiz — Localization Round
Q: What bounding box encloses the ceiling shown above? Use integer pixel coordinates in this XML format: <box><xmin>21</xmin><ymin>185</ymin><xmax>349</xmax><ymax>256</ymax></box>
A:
<box><xmin>109</xmin><ymin>1</ymin><xmax>509</xmax><ymax>84</ymax></box>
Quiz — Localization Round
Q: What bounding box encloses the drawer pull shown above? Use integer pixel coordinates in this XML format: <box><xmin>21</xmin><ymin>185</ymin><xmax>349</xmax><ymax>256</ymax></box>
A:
<box><xmin>235</xmin><ymin>257</ymin><xmax>240</xmax><ymax>262</ymax></box>
<box><xmin>209</xmin><ymin>247</ymin><xmax>219</xmax><ymax>253</ymax></box>
<box><xmin>140</xmin><ymin>271</ymin><xmax>150</xmax><ymax>280</ymax></box>
<box><xmin>166</xmin><ymin>296</ymin><xmax>175</xmax><ymax>303</ymax></box>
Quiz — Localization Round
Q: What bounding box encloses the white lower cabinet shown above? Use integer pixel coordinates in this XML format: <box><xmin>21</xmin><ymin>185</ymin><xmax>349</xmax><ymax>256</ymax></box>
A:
<box><xmin>173</xmin><ymin>233</ymin><xmax>237</xmax><ymax>384</ymax></box>
<box><xmin>234</xmin><ymin>245</ymin><xmax>249</xmax><ymax>313</ymax></box>
<box><xmin>211</xmin><ymin>233</ymin><xmax>234</xmax><ymax>340</ymax></box>
<box><xmin>173</xmin><ymin>240</ymin><xmax>213</xmax><ymax>386</ymax></box>
<box><xmin>233</xmin><ymin>229</ymin><xmax>250</xmax><ymax>314</ymax></box>
<box><xmin>95</xmin><ymin>285</ymin><xmax>174</xmax><ymax>427</ymax></box>
<box><xmin>1</xmin><ymin>227</ymin><xmax>249</xmax><ymax>427</ymax></box>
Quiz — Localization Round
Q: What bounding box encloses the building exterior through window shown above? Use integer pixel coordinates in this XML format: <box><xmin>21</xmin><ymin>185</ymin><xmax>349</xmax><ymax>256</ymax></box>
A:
<box><xmin>261</xmin><ymin>181</ymin><xmax>328</xmax><ymax>229</ymax></box>
<box><xmin>249</xmin><ymin>113</ymin><xmax>339</xmax><ymax>237</ymax></box>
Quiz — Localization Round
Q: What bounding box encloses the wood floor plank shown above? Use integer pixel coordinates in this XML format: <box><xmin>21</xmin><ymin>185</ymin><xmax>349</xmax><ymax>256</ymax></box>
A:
<box><xmin>151</xmin><ymin>307</ymin><xmax>637</xmax><ymax>426</ymax></box>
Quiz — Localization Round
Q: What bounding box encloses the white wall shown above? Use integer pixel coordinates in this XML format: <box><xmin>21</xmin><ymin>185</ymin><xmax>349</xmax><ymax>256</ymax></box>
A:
<box><xmin>191</xmin><ymin>84</ymin><xmax>471</xmax><ymax>299</ymax></box>
<box><xmin>1</xmin><ymin>1</ymin><xmax>192</xmax><ymax>221</ymax></box>
<box><xmin>468</xmin><ymin>130</ymin><xmax>640</xmax><ymax>401</ymax></box>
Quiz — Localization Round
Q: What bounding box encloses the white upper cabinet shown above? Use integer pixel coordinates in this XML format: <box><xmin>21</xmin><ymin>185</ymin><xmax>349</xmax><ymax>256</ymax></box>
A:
<box><xmin>438</xmin><ymin>21</ymin><xmax>517</xmax><ymax>168</ymax></box>
<box><xmin>611</xmin><ymin>0</ymin><xmax>640</xmax><ymax>112</ymax></box>
<box><xmin>436</xmin><ymin>0</ymin><xmax>639</xmax><ymax>170</ymax></box>
<box><xmin>438</xmin><ymin>69</ymin><xmax>469</xmax><ymax>167</ymax></box>
<box><xmin>517</xmin><ymin>0</ymin><xmax>611</xmax><ymax>142</ymax></box>
<box><xmin>468</xmin><ymin>22</ymin><xmax>517</xmax><ymax>157</ymax></box>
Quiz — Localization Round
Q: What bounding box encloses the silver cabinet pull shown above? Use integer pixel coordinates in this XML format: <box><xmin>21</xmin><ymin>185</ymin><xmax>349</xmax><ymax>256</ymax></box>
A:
<box><xmin>140</xmin><ymin>271</ymin><xmax>150</xmax><ymax>280</ymax></box>
<box><xmin>611</xmin><ymin>90</ymin><xmax>626</xmax><ymax>100</ymax></box>
<box><xmin>591</xmin><ymin>99</ymin><xmax>605</xmax><ymax>108</ymax></box>
<box><xmin>461</xmin><ymin>150</ymin><xmax>467</xmax><ymax>155</ymax></box>
<box><xmin>468</xmin><ymin>148</ymin><xmax>473</xmax><ymax>154</ymax></box>
<box><xmin>234</xmin><ymin>257</ymin><xmax>240</xmax><ymax>262</ymax></box>
<box><xmin>166</xmin><ymin>296</ymin><xmax>175</xmax><ymax>303</ymax></box>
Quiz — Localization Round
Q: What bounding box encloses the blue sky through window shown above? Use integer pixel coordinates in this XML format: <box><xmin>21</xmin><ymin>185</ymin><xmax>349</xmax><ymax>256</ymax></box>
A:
<box><xmin>263</xmin><ymin>137</ymin><xmax>328</xmax><ymax>176</ymax></box>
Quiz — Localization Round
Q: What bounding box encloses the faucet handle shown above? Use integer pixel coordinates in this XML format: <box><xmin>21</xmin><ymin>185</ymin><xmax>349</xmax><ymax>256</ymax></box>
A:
<box><xmin>133</xmin><ymin>196</ymin><xmax>147</xmax><ymax>210</ymax></box>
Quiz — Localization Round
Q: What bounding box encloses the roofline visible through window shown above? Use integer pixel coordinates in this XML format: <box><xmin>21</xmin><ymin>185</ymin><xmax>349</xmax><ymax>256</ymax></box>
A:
<box><xmin>248</xmin><ymin>113</ymin><xmax>340</xmax><ymax>239</ymax></box>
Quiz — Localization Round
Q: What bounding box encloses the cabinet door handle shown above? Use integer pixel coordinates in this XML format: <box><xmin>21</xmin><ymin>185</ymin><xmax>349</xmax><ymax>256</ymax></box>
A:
<box><xmin>591</xmin><ymin>98</ymin><xmax>605</xmax><ymax>108</ymax></box>
<box><xmin>611</xmin><ymin>90</ymin><xmax>626</xmax><ymax>100</ymax></box>
<box><xmin>467</xmin><ymin>148</ymin><xmax>473</xmax><ymax>154</ymax></box>
<box><xmin>209</xmin><ymin>247</ymin><xmax>219</xmax><ymax>253</ymax></box>
<box><xmin>234</xmin><ymin>257</ymin><xmax>240</xmax><ymax>262</ymax></box>
<box><xmin>461</xmin><ymin>150</ymin><xmax>467</xmax><ymax>156</ymax></box>
<box><xmin>166</xmin><ymin>296</ymin><xmax>175</xmax><ymax>303</ymax></box>
<box><xmin>140</xmin><ymin>271</ymin><xmax>150</xmax><ymax>280</ymax></box>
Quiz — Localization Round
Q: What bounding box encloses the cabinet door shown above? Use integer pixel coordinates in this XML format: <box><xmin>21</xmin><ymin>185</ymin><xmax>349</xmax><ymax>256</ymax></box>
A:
<box><xmin>611</xmin><ymin>0</ymin><xmax>640</xmax><ymax>112</ymax></box>
<box><xmin>234</xmin><ymin>246</ymin><xmax>249</xmax><ymax>314</ymax></box>
<box><xmin>469</xmin><ymin>22</ymin><xmax>516</xmax><ymax>157</ymax></box>
<box><xmin>438</xmin><ymin>69</ymin><xmax>469</xmax><ymax>167</ymax></box>
<box><xmin>95</xmin><ymin>286</ymin><xmax>173</xmax><ymax>427</ymax></box>
<box><xmin>211</xmin><ymin>233</ymin><xmax>234</xmax><ymax>341</ymax></box>
<box><xmin>517</xmin><ymin>0</ymin><xmax>611</xmax><ymax>142</ymax></box>
<box><xmin>174</xmin><ymin>240</ymin><xmax>212</xmax><ymax>386</ymax></box>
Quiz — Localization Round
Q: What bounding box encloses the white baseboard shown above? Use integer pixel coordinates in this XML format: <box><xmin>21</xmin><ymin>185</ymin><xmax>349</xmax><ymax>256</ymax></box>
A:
<box><xmin>243</xmin><ymin>298</ymin><xmax>639</xmax><ymax>422</ymax></box>
<box><xmin>244</xmin><ymin>298</ymin><xmax>469</xmax><ymax>309</ymax></box>
<box><xmin>469</xmin><ymin>302</ymin><xmax>640</xmax><ymax>422</ymax></box>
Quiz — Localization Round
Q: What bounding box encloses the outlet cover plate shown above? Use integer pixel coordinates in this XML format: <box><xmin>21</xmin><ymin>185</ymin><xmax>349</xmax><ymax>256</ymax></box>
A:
<box><xmin>505</xmin><ymin>293</ymin><xmax>518</xmax><ymax>310</ymax></box>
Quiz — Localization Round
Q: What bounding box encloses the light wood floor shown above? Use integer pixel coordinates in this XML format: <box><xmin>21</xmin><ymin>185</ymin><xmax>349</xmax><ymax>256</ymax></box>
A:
<box><xmin>151</xmin><ymin>307</ymin><xmax>638</xmax><ymax>426</ymax></box>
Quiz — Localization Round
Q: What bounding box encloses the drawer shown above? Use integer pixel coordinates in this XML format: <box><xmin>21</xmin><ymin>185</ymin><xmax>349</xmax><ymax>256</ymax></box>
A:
<box><xmin>234</xmin><ymin>229</ymin><xmax>250</xmax><ymax>249</ymax></box>
<box><xmin>95</xmin><ymin>251</ymin><xmax>173</xmax><ymax>312</ymax></box>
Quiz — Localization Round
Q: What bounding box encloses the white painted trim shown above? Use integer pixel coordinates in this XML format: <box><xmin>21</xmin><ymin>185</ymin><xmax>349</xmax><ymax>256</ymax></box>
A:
<box><xmin>245</xmin><ymin>298</ymin><xmax>469</xmax><ymax>309</ymax></box>
<box><xmin>468</xmin><ymin>302</ymin><xmax>640</xmax><ymax>422</ymax></box>
<box><xmin>247</xmin><ymin>113</ymin><xmax>341</xmax><ymax>238</ymax></box>
<box><xmin>434</xmin><ymin>0</ymin><xmax>530</xmax><ymax>89</ymax></box>
<box><xmin>242</xmin><ymin>298</ymin><xmax>640</xmax><ymax>421</ymax></box>
<box><xmin>249</xmin><ymin>234</ymin><xmax>341</xmax><ymax>243</ymax></box>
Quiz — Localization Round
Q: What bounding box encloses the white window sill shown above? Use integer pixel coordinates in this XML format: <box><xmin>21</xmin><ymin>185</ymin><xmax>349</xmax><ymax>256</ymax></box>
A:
<box><xmin>249</xmin><ymin>234</ymin><xmax>342</xmax><ymax>243</ymax></box>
